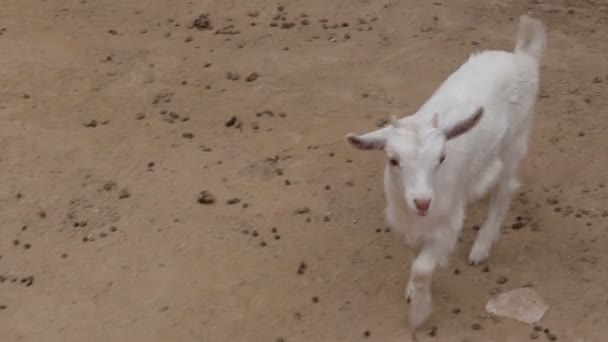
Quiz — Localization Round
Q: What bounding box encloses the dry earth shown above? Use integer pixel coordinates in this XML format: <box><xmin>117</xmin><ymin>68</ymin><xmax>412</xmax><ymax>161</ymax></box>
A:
<box><xmin>1</xmin><ymin>0</ymin><xmax>608</xmax><ymax>341</ymax></box>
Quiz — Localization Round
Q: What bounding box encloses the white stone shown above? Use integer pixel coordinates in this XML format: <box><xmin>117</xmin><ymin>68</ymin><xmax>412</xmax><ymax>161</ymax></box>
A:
<box><xmin>485</xmin><ymin>287</ymin><xmax>548</xmax><ymax>324</ymax></box>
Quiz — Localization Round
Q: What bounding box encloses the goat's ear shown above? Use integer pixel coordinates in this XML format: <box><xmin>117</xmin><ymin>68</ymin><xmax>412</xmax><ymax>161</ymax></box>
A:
<box><xmin>346</xmin><ymin>128</ymin><xmax>388</xmax><ymax>150</ymax></box>
<box><xmin>444</xmin><ymin>107</ymin><xmax>484</xmax><ymax>140</ymax></box>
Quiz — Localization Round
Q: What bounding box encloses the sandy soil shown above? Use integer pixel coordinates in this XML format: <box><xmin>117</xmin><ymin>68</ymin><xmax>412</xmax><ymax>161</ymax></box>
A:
<box><xmin>1</xmin><ymin>0</ymin><xmax>608</xmax><ymax>341</ymax></box>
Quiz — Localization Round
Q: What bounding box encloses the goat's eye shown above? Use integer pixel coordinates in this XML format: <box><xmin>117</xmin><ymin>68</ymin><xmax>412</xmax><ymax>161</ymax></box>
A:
<box><xmin>439</xmin><ymin>155</ymin><xmax>446</xmax><ymax>165</ymax></box>
<box><xmin>389</xmin><ymin>158</ymin><xmax>399</xmax><ymax>167</ymax></box>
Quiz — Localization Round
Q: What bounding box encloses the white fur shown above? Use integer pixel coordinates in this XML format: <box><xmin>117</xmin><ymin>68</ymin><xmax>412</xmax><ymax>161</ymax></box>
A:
<box><xmin>346</xmin><ymin>15</ymin><xmax>546</xmax><ymax>332</ymax></box>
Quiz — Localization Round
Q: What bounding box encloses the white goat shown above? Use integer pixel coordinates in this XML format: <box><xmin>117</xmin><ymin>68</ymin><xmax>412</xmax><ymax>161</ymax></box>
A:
<box><xmin>346</xmin><ymin>15</ymin><xmax>546</xmax><ymax>333</ymax></box>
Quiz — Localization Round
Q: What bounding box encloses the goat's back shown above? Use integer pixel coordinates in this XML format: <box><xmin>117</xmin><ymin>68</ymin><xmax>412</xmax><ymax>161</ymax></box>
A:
<box><xmin>420</xmin><ymin>50</ymin><xmax>541</xmax><ymax>200</ymax></box>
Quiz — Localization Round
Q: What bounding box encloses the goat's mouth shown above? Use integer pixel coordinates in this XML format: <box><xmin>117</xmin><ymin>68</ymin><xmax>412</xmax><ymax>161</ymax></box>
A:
<box><xmin>416</xmin><ymin>210</ymin><xmax>429</xmax><ymax>217</ymax></box>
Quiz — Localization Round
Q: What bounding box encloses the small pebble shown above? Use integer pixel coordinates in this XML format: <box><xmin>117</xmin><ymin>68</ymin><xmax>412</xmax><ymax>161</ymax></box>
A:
<box><xmin>197</xmin><ymin>191</ymin><xmax>215</xmax><ymax>204</ymax></box>
<box><xmin>245</xmin><ymin>72</ymin><xmax>259</xmax><ymax>82</ymax></box>
<box><xmin>118</xmin><ymin>189</ymin><xmax>131</xmax><ymax>199</ymax></box>
<box><xmin>363</xmin><ymin>330</ymin><xmax>371</xmax><ymax>338</ymax></box>
<box><xmin>512</xmin><ymin>221</ymin><xmax>526</xmax><ymax>230</ymax></box>
<box><xmin>311</xmin><ymin>296</ymin><xmax>319</xmax><ymax>303</ymax></box>
<box><xmin>297</xmin><ymin>262</ymin><xmax>307</xmax><ymax>274</ymax></box>
<box><xmin>294</xmin><ymin>207</ymin><xmax>310</xmax><ymax>214</ymax></box>
<box><xmin>226</xmin><ymin>198</ymin><xmax>241</xmax><ymax>205</ymax></box>
<box><xmin>471</xmin><ymin>323</ymin><xmax>482</xmax><ymax>330</ymax></box>
<box><xmin>225</xmin><ymin>116</ymin><xmax>238</xmax><ymax>127</ymax></box>
<box><xmin>84</xmin><ymin>120</ymin><xmax>98</xmax><ymax>127</ymax></box>
<box><xmin>497</xmin><ymin>276</ymin><xmax>508</xmax><ymax>284</ymax></box>
<box><xmin>226</xmin><ymin>72</ymin><xmax>240</xmax><ymax>81</ymax></box>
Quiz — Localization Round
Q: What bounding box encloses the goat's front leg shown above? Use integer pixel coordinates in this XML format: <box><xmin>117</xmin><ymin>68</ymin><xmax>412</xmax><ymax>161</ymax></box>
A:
<box><xmin>406</xmin><ymin>244</ymin><xmax>440</xmax><ymax>332</ymax></box>
<box><xmin>404</xmin><ymin>245</ymin><xmax>422</xmax><ymax>302</ymax></box>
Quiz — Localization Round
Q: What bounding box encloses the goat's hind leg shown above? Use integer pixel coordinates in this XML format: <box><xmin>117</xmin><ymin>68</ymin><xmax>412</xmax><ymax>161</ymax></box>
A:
<box><xmin>469</xmin><ymin>161</ymin><xmax>521</xmax><ymax>265</ymax></box>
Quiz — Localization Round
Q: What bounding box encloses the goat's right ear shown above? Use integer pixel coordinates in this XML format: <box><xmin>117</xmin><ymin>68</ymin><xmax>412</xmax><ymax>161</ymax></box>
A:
<box><xmin>346</xmin><ymin>129</ymin><xmax>388</xmax><ymax>150</ymax></box>
<box><xmin>444</xmin><ymin>107</ymin><xmax>484</xmax><ymax>140</ymax></box>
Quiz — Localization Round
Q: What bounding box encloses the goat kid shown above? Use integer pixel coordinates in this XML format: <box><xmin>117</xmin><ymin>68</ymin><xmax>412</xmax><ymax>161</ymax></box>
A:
<box><xmin>346</xmin><ymin>15</ymin><xmax>546</xmax><ymax>333</ymax></box>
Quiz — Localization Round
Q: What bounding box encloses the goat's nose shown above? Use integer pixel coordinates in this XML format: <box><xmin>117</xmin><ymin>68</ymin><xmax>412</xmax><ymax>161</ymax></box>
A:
<box><xmin>414</xmin><ymin>198</ymin><xmax>431</xmax><ymax>212</ymax></box>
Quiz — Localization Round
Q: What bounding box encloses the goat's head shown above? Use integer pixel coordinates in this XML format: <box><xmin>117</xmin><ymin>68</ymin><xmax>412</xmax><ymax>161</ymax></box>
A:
<box><xmin>346</xmin><ymin>107</ymin><xmax>483</xmax><ymax>216</ymax></box>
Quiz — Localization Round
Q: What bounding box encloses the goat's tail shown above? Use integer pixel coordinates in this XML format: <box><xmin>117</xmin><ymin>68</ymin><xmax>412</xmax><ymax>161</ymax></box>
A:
<box><xmin>514</xmin><ymin>15</ymin><xmax>546</xmax><ymax>61</ymax></box>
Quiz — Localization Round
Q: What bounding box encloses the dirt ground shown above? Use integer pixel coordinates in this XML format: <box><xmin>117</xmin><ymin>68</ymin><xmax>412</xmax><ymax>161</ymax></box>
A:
<box><xmin>1</xmin><ymin>0</ymin><xmax>608</xmax><ymax>341</ymax></box>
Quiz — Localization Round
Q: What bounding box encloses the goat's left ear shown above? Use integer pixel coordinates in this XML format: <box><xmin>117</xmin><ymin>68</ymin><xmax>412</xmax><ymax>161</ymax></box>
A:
<box><xmin>444</xmin><ymin>107</ymin><xmax>484</xmax><ymax>140</ymax></box>
<box><xmin>346</xmin><ymin>127</ymin><xmax>389</xmax><ymax>150</ymax></box>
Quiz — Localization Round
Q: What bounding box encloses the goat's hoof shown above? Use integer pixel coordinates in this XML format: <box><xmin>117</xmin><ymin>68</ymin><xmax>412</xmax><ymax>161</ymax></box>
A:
<box><xmin>468</xmin><ymin>243</ymin><xmax>491</xmax><ymax>266</ymax></box>
<box><xmin>404</xmin><ymin>280</ymin><xmax>415</xmax><ymax>303</ymax></box>
<box><xmin>408</xmin><ymin>291</ymin><xmax>433</xmax><ymax>333</ymax></box>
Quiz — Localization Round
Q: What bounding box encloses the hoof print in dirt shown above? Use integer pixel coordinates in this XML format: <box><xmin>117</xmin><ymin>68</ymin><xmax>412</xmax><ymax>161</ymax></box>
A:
<box><xmin>20</xmin><ymin>276</ymin><xmax>34</xmax><ymax>287</ymax></box>
<box><xmin>197</xmin><ymin>190</ymin><xmax>216</xmax><ymax>205</ymax></box>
